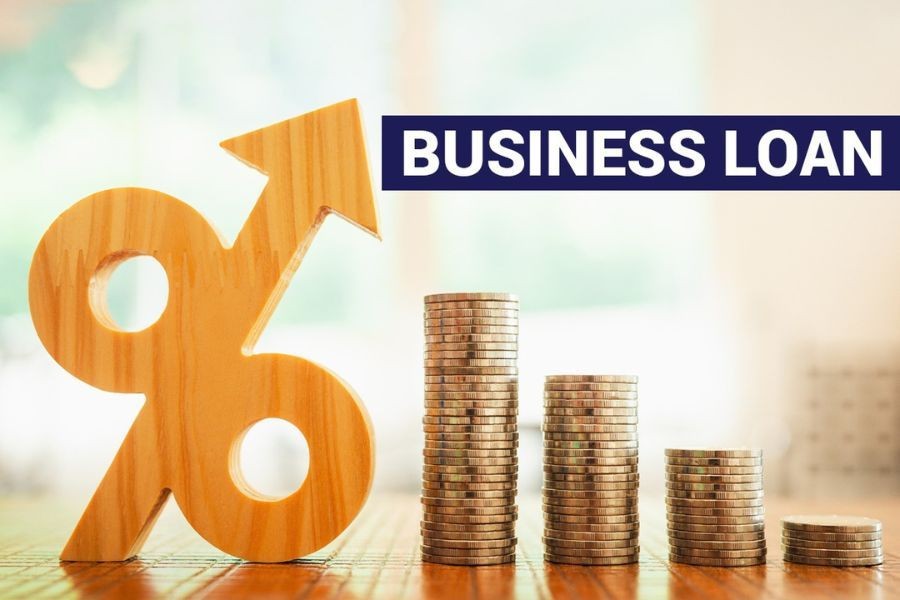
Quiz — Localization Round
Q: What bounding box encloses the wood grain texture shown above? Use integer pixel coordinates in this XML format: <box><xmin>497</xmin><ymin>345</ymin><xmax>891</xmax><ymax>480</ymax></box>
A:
<box><xmin>0</xmin><ymin>495</ymin><xmax>896</xmax><ymax>599</ymax></box>
<box><xmin>27</xmin><ymin>99</ymin><xmax>380</xmax><ymax>562</ymax></box>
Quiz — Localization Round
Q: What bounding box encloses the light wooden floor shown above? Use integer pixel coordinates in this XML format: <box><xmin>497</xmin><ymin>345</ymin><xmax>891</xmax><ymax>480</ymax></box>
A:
<box><xmin>0</xmin><ymin>494</ymin><xmax>897</xmax><ymax>599</ymax></box>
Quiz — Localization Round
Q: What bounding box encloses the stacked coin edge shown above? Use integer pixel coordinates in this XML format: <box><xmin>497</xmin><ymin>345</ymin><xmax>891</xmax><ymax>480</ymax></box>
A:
<box><xmin>782</xmin><ymin>515</ymin><xmax>884</xmax><ymax>567</ymax></box>
<box><xmin>421</xmin><ymin>292</ymin><xmax>519</xmax><ymax>566</ymax></box>
<box><xmin>665</xmin><ymin>448</ymin><xmax>767</xmax><ymax>567</ymax></box>
<box><xmin>542</xmin><ymin>374</ymin><xmax>640</xmax><ymax>565</ymax></box>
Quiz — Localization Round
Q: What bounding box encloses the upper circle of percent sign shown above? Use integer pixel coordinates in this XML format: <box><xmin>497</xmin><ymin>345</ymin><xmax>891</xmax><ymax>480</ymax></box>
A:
<box><xmin>28</xmin><ymin>99</ymin><xmax>380</xmax><ymax>563</ymax></box>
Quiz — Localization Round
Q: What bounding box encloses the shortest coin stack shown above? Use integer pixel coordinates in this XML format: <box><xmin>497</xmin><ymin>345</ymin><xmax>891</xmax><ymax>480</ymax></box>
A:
<box><xmin>665</xmin><ymin>448</ymin><xmax>766</xmax><ymax>567</ymax></box>
<box><xmin>782</xmin><ymin>515</ymin><xmax>883</xmax><ymax>567</ymax></box>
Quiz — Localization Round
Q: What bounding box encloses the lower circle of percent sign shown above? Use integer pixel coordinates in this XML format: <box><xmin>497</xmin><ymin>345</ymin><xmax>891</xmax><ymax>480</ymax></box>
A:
<box><xmin>28</xmin><ymin>100</ymin><xmax>380</xmax><ymax>562</ymax></box>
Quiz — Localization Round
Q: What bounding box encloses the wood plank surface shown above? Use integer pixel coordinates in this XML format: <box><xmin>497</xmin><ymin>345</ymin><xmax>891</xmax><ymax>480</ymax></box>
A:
<box><xmin>0</xmin><ymin>494</ymin><xmax>896</xmax><ymax>599</ymax></box>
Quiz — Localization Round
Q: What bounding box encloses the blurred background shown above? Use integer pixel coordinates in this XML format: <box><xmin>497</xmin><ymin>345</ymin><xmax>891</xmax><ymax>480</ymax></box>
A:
<box><xmin>0</xmin><ymin>0</ymin><xmax>899</xmax><ymax>509</ymax></box>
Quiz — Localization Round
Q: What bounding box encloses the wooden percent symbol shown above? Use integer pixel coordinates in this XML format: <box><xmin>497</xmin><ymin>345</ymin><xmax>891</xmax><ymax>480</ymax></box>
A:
<box><xmin>28</xmin><ymin>99</ymin><xmax>379</xmax><ymax>562</ymax></box>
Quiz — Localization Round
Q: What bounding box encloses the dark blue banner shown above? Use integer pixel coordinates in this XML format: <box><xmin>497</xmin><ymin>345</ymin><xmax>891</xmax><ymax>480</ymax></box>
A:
<box><xmin>381</xmin><ymin>116</ymin><xmax>896</xmax><ymax>191</ymax></box>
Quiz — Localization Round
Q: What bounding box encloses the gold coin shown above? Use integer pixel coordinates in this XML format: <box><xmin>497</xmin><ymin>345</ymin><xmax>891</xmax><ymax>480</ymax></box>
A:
<box><xmin>420</xmin><ymin>519</ymin><xmax>514</xmax><ymax>533</ymax></box>
<box><xmin>425</xmin><ymin>384</ymin><xmax>519</xmax><ymax>402</ymax></box>
<box><xmin>543</xmin><ymin>536</ymin><xmax>639</xmax><ymax>550</ymax></box>
<box><xmin>420</xmin><ymin>527</ymin><xmax>514</xmax><ymax>541</ymax></box>
<box><xmin>543</xmin><ymin>512</ymin><xmax>639</xmax><ymax>526</ymax></box>
<box><xmin>421</xmin><ymin>552</ymin><xmax>516</xmax><ymax>566</ymax></box>
<box><xmin>544</xmin><ymin>528</ymin><xmax>638</xmax><ymax>541</ymax></box>
<box><xmin>544</xmin><ymin>432</ymin><xmax>638</xmax><ymax>442</ymax></box>
<box><xmin>422</xmin><ymin>350</ymin><xmax>518</xmax><ymax>360</ymax></box>
<box><xmin>424</xmin><ymin>537</ymin><xmax>518</xmax><ymax>550</ymax></box>
<box><xmin>542</xmin><ymin>423</ymin><xmax>637</xmax><ymax>433</ymax></box>
<box><xmin>425</xmin><ymin>292</ymin><xmax>519</xmax><ymax>303</ymax></box>
<box><xmin>544</xmin><ymin>523</ymin><xmax>638</xmax><ymax>535</ymax></box>
<box><xmin>423</xmin><ymin>301</ymin><xmax>519</xmax><ymax>311</ymax></box>
<box><xmin>543</xmin><ymin>446</ymin><xmax>639</xmax><ymax>458</ymax></box>
<box><xmin>666</xmin><ymin>489</ymin><xmax>764</xmax><ymax>501</ymax></box>
<box><xmin>424</xmin><ymin>432</ymin><xmax>518</xmax><ymax>442</ymax></box>
<box><xmin>425</xmin><ymin>408</ymin><xmax>518</xmax><ymax>418</ymax></box>
<box><xmin>423</xmin><ymin>504</ymin><xmax>516</xmax><ymax>517</ymax></box>
<box><xmin>665</xmin><ymin>465</ymin><xmax>763</xmax><ymax>476</ymax></box>
<box><xmin>424</xmin><ymin>442</ymin><xmax>518</xmax><ymax>452</ymax></box>
<box><xmin>544</xmin><ymin>388</ymin><xmax>637</xmax><ymax>397</ymax></box>
<box><xmin>669</xmin><ymin>554</ymin><xmax>764</xmax><ymax>567</ymax></box>
<box><xmin>666</xmin><ymin>489</ymin><xmax>763</xmax><ymax>501</ymax></box>
<box><xmin>668</xmin><ymin>522</ymin><xmax>765</xmax><ymax>534</ymax></box>
<box><xmin>424</xmin><ymin>325</ymin><xmax>519</xmax><ymax>336</ymax></box>
<box><xmin>420</xmin><ymin>511</ymin><xmax>517</xmax><ymax>525</ymax></box>
<box><xmin>665</xmin><ymin>495</ymin><xmax>763</xmax><ymax>508</ymax></box>
<box><xmin>544</xmin><ymin>471</ymin><xmax>638</xmax><ymax>482</ymax></box>
<box><xmin>424</xmin><ymin>358</ymin><xmax>518</xmax><ymax>368</ymax></box>
<box><xmin>427</xmin><ymin>342</ymin><xmax>519</xmax><ymax>353</ymax></box>
<box><xmin>421</xmin><ymin>544</ymin><xmax>517</xmax><ymax>558</ymax></box>
<box><xmin>544</xmin><ymin>416</ymin><xmax>638</xmax><ymax>426</ymax></box>
<box><xmin>666</xmin><ymin>481</ymin><xmax>762</xmax><ymax>492</ymax></box>
<box><xmin>425</xmin><ymin>402</ymin><xmax>518</xmax><ymax>412</ymax></box>
<box><xmin>544</xmin><ymin>407</ymin><xmax>638</xmax><ymax>417</ymax></box>
<box><xmin>669</xmin><ymin>547</ymin><xmax>766</xmax><ymax>559</ymax></box>
<box><xmin>545</xmin><ymin>375</ymin><xmax>638</xmax><ymax>384</ymax></box>
<box><xmin>780</xmin><ymin>545</ymin><xmax>883</xmax><ymax>559</ymax></box>
<box><xmin>780</xmin><ymin>530</ymin><xmax>881</xmax><ymax>543</ymax></box>
<box><xmin>543</xmin><ymin>497</ymin><xmax>638</xmax><ymax>510</ymax></box>
<box><xmin>665</xmin><ymin>456</ymin><xmax>762</xmax><ymax>468</ymax></box>
<box><xmin>422</xmin><ymin>464</ymin><xmax>518</xmax><ymax>476</ymax></box>
<box><xmin>668</xmin><ymin>529</ymin><xmax>764</xmax><ymax>543</ymax></box>
<box><xmin>423</xmin><ymin>448</ymin><xmax>516</xmax><ymax>459</ymax></box>
<box><xmin>544</xmin><ymin>455</ymin><xmax>639</xmax><ymax>467</ymax></box>
<box><xmin>425</xmin><ymin>334</ymin><xmax>518</xmax><ymax>344</ymax></box>
<box><xmin>666</xmin><ymin>473</ymin><xmax>762</xmax><ymax>484</ymax></box>
<box><xmin>544</xmin><ymin>479</ymin><xmax>637</xmax><ymax>491</ymax></box>
<box><xmin>423</xmin><ymin>424</ymin><xmax>517</xmax><ymax>434</ymax></box>
<box><xmin>665</xmin><ymin>448</ymin><xmax>762</xmax><ymax>459</ymax></box>
<box><xmin>422</xmin><ymin>479</ymin><xmax>517</xmax><ymax>491</ymax></box>
<box><xmin>425</xmin><ymin>381</ymin><xmax>517</xmax><ymax>390</ymax></box>
<box><xmin>425</xmin><ymin>308</ymin><xmax>519</xmax><ymax>319</ymax></box>
<box><xmin>543</xmin><ymin>464</ymin><xmax>637</xmax><ymax>475</ymax></box>
<box><xmin>667</xmin><ymin>506</ymin><xmax>764</xmax><ymax>517</ymax></box>
<box><xmin>422</xmin><ymin>472</ymin><xmax>516</xmax><ymax>483</ymax></box>
<box><xmin>667</xmin><ymin>514</ymin><xmax>765</xmax><ymax>526</ymax></box>
<box><xmin>542</xmin><ymin>545</ymin><xmax>639</xmax><ymax>558</ymax></box>
<box><xmin>669</xmin><ymin>538</ymin><xmax>766</xmax><ymax>551</ymax></box>
<box><xmin>422</xmin><ymin>488</ymin><xmax>516</xmax><ymax>500</ymax></box>
<box><xmin>424</xmin><ymin>455</ymin><xmax>517</xmax><ymax>467</ymax></box>
<box><xmin>544</xmin><ymin>552</ymin><xmax>638</xmax><ymax>565</ymax></box>
<box><xmin>421</xmin><ymin>496</ymin><xmax>515</xmax><ymax>508</ymax></box>
<box><xmin>424</xmin><ymin>415</ymin><xmax>515</xmax><ymax>425</ymax></box>
<box><xmin>544</xmin><ymin>399</ymin><xmax>639</xmax><ymax>409</ymax></box>
<box><xmin>544</xmin><ymin>441</ymin><xmax>639</xmax><ymax>452</ymax></box>
<box><xmin>425</xmin><ymin>367</ymin><xmax>519</xmax><ymax>376</ymax></box>
<box><xmin>542</xmin><ymin>503</ymin><xmax>638</xmax><ymax>516</ymax></box>
<box><xmin>782</xmin><ymin>552</ymin><xmax>882</xmax><ymax>567</ymax></box>
<box><xmin>781</xmin><ymin>515</ymin><xmax>882</xmax><ymax>534</ymax></box>
<box><xmin>543</xmin><ymin>488</ymin><xmax>638</xmax><ymax>500</ymax></box>
<box><xmin>782</xmin><ymin>537</ymin><xmax>882</xmax><ymax>551</ymax></box>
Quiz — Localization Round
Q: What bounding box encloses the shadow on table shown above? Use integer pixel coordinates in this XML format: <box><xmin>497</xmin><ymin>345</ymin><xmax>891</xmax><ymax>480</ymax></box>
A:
<box><xmin>60</xmin><ymin>558</ymin><xmax>349</xmax><ymax>598</ymax></box>
<box><xmin>544</xmin><ymin>562</ymin><xmax>639</xmax><ymax>599</ymax></box>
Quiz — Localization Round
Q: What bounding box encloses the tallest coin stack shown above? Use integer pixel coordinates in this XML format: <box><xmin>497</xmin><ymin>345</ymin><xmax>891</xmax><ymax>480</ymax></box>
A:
<box><xmin>421</xmin><ymin>292</ymin><xmax>519</xmax><ymax>566</ymax></box>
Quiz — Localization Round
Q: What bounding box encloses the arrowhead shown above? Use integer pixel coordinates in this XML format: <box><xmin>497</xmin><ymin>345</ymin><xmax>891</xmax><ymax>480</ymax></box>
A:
<box><xmin>220</xmin><ymin>98</ymin><xmax>380</xmax><ymax>239</ymax></box>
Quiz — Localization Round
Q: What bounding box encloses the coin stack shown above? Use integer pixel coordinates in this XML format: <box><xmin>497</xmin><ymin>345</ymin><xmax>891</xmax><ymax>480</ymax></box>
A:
<box><xmin>421</xmin><ymin>292</ymin><xmax>519</xmax><ymax>566</ymax></box>
<box><xmin>665</xmin><ymin>448</ymin><xmax>766</xmax><ymax>567</ymax></box>
<box><xmin>782</xmin><ymin>515</ymin><xmax>883</xmax><ymax>567</ymax></box>
<box><xmin>542</xmin><ymin>375</ymin><xmax>640</xmax><ymax>565</ymax></box>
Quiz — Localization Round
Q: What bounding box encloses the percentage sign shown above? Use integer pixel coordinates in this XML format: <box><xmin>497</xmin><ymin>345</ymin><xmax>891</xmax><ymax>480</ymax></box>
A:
<box><xmin>29</xmin><ymin>99</ymin><xmax>379</xmax><ymax>562</ymax></box>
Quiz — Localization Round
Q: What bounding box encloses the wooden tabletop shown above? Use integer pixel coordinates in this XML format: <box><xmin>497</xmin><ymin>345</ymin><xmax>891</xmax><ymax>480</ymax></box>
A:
<box><xmin>0</xmin><ymin>494</ymin><xmax>897</xmax><ymax>599</ymax></box>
